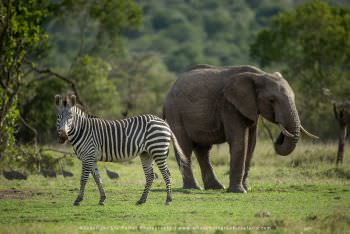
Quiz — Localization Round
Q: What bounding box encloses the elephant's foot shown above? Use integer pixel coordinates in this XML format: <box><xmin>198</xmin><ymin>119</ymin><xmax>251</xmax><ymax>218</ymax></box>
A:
<box><xmin>183</xmin><ymin>184</ymin><xmax>201</xmax><ymax>190</ymax></box>
<box><xmin>204</xmin><ymin>179</ymin><xmax>225</xmax><ymax>190</ymax></box>
<box><xmin>243</xmin><ymin>180</ymin><xmax>250</xmax><ymax>192</ymax></box>
<box><xmin>183</xmin><ymin>178</ymin><xmax>201</xmax><ymax>190</ymax></box>
<box><xmin>183</xmin><ymin>181</ymin><xmax>201</xmax><ymax>190</ymax></box>
<box><xmin>227</xmin><ymin>185</ymin><xmax>247</xmax><ymax>193</ymax></box>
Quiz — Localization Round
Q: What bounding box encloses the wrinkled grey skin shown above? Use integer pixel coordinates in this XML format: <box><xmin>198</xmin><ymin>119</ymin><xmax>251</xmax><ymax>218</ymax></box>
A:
<box><xmin>163</xmin><ymin>64</ymin><xmax>301</xmax><ymax>192</ymax></box>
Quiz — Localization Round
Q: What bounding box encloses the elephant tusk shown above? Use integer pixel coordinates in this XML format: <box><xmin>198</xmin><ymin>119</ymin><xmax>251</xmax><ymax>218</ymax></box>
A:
<box><xmin>279</xmin><ymin>124</ymin><xmax>295</xmax><ymax>138</ymax></box>
<box><xmin>300</xmin><ymin>125</ymin><xmax>319</xmax><ymax>139</ymax></box>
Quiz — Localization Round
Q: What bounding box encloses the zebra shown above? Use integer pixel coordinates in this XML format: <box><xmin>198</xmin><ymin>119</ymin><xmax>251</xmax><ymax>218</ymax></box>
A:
<box><xmin>55</xmin><ymin>94</ymin><xmax>187</xmax><ymax>206</ymax></box>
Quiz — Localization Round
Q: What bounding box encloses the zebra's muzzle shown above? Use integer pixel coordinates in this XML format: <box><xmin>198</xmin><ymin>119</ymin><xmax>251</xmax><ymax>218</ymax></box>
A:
<box><xmin>58</xmin><ymin>130</ymin><xmax>68</xmax><ymax>144</ymax></box>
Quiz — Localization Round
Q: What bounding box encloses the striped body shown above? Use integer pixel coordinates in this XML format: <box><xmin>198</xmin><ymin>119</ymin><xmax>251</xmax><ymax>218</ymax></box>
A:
<box><xmin>68</xmin><ymin>112</ymin><xmax>171</xmax><ymax>163</ymax></box>
<box><xmin>56</xmin><ymin>103</ymin><xmax>184</xmax><ymax>205</ymax></box>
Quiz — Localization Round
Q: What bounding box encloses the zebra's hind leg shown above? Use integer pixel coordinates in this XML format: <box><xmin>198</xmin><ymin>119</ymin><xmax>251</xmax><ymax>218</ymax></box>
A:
<box><xmin>155</xmin><ymin>156</ymin><xmax>172</xmax><ymax>205</ymax></box>
<box><xmin>136</xmin><ymin>153</ymin><xmax>154</xmax><ymax>205</ymax></box>
<box><xmin>92</xmin><ymin>163</ymin><xmax>106</xmax><ymax>205</ymax></box>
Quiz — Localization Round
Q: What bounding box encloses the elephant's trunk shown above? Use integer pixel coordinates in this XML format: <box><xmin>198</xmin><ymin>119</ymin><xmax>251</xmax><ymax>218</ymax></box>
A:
<box><xmin>274</xmin><ymin>129</ymin><xmax>300</xmax><ymax>156</ymax></box>
<box><xmin>274</xmin><ymin>103</ymin><xmax>301</xmax><ymax>156</ymax></box>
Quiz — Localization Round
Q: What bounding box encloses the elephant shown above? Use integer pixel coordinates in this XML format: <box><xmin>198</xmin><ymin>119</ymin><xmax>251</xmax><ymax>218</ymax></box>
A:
<box><xmin>163</xmin><ymin>64</ymin><xmax>318</xmax><ymax>192</ymax></box>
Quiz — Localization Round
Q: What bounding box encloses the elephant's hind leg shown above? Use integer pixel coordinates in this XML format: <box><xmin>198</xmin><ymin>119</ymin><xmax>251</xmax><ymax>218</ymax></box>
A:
<box><xmin>194</xmin><ymin>145</ymin><xmax>224</xmax><ymax>190</ymax></box>
<box><xmin>173</xmin><ymin>128</ymin><xmax>201</xmax><ymax>190</ymax></box>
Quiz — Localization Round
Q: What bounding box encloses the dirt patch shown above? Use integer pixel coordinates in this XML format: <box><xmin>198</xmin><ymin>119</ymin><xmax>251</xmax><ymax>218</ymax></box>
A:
<box><xmin>0</xmin><ymin>189</ymin><xmax>33</xmax><ymax>199</ymax></box>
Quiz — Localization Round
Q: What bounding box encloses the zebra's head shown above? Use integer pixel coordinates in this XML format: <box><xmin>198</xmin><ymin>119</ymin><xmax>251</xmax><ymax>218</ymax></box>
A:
<box><xmin>55</xmin><ymin>94</ymin><xmax>76</xmax><ymax>144</ymax></box>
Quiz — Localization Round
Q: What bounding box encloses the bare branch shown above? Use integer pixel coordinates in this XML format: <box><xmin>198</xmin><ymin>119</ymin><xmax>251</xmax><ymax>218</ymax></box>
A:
<box><xmin>24</xmin><ymin>59</ymin><xmax>86</xmax><ymax>107</ymax></box>
<box><xmin>19</xmin><ymin>114</ymin><xmax>38</xmax><ymax>146</ymax></box>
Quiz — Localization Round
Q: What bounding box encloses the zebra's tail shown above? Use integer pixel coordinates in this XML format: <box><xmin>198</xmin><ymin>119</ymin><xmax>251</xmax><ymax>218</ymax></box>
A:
<box><xmin>170</xmin><ymin>130</ymin><xmax>189</xmax><ymax>173</ymax></box>
<box><xmin>162</xmin><ymin>106</ymin><xmax>166</xmax><ymax>120</ymax></box>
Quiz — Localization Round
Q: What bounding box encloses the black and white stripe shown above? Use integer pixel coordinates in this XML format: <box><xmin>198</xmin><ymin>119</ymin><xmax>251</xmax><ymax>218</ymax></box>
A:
<box><xmin>56</xmin><ymin>104</ymin><xmax>186</xmax><ymax>206</ymax></box>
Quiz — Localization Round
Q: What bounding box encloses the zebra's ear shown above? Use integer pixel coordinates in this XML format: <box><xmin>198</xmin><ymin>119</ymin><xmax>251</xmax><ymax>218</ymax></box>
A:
<box><xmin>273</xmin><ymin>72</ymin><xmax>283</xmax><ymax>78</ymax></box>
<box><xmin>55</xmin><ymin>95</ymin><xmax>62</xmax><ymax>107</ymax></box>
<box><xmin>70</xmin><ymin>95</ymin><xmax>76</xmax><ymax>106</ymax></box>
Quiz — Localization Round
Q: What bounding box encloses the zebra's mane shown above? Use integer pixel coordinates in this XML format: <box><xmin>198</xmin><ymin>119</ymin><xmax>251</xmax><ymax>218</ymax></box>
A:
<box><xmin>73</xmin><ymin>104</ymin><xmax>98</xmax><ymax>119</ymax></box>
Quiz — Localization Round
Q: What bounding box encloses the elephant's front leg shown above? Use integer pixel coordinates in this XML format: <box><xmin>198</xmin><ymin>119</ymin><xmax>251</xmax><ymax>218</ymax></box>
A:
<box><xmin>92</xmin><ymin>163</ymin><xmax>106</xmax><ymax>205</ymax></box>
<box><xmin>243</xmin><ymin>125</ymin><xmax>257</xmax><ymax>191</ymax></box>
<box><xmin>227</xmin><ymin>127</ymin><xmax>249</xmax><ymax>193</ymax></box>
<box><xmin>74</xmin><ymin>162</ymin><xmax>93</xmax><ymax>206</ymax></box>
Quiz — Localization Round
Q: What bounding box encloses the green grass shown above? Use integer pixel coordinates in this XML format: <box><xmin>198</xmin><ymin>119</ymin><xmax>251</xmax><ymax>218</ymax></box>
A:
<box><xmin>0</xmin><ymin>140</ymin><xmax>349</xmax><ymax>233</ymax></box>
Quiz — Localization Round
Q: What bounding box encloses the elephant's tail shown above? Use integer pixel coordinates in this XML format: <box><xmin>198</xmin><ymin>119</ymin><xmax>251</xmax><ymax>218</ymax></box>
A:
<box><xmin>170</xmin><ymin>130</ymin><xmax>189</xmax><ymax>173</ymax></box>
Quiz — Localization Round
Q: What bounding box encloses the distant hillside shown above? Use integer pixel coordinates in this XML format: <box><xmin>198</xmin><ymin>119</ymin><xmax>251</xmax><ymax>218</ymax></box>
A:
<box><xmin>125</xmin><ymin>0</ymin><xmax>347</xmax><ymax>72</ymax></box>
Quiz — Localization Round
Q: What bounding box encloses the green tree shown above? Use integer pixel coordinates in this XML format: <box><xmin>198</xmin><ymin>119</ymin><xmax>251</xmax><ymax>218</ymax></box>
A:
<box><xmin>45</xmin><ymin>0</ymin><xmax>141</xmax><ymax>66</ymax></box>
<box><xmin>126</xmin><ymin>0</ymin><xmax>291</xmax><ymax>73</ymax></box>
<box><xmin>0</xmin><ymin>0</ymin><xmax>48</xmax><ymax>156</ymax></box>
<box><xmin>251</xmin><ymin>0</ymin><xmax>350</xmax><ymax>138</ymax></box>
<box><xmin>18</xmin><ymin>0</ymin><xmax>142</xmax><ymax>143</ymax></box>
<box><xmin>71</xmin><ymin>56</ymin><xmax>121</xmax><ymax>119</ymax></box>
<box><xmin>111</xmin><ymin>54</ymin><xmax>175</xmax><ymax>116</ymax></box>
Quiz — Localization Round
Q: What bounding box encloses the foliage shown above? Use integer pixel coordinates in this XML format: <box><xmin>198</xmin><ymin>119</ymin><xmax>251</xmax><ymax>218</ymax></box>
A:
<box><xmin>71</xmin><ymin>56</ymin><xmax>121</xmax><ymax>118</ymax></box>
<box><xmin>0</xmin><ymin>144</ymin><xmax>74</xmax><ymax>175</ymax></box>
<box><xmin>15</xmin><ymin>0</ymin><xmax>350</xmax><ymax>145</ymax></box>
<box><xmin>17</xmin><ymin>0</ymin><xmax>143</xmax><ymax>142</ymax></box>
<box><xmin>44</xmin><ymin>0</ymin><xmax>142</xmax><ymax>68</ymax></box>
<box><xmin>250</xmin><ymin>0</ymin><xmax>350</xmax><ymax>138</ymax></box>
<box><xmin>0</xmin><ymin>0</ymin><xmax>48</xmax><ymax>156</ymax></box>
<box><xmin>126</xmin><ymin>0</ymin><xmax>306</xmax><ymax>72</ymax></box>
<box><xmin>18</xmin><ymin>77</ymin><xmax>66</xmax><ymax>143</ymax></box>
<box><xmin>111</xmin><ymin>54</ymin><xmax>176</xmax><ymax>116</ymax></box>
<box><xmin>0</xmin><ymin>91</ymin><xmax>19</xmax><ymax>155</ymax></box>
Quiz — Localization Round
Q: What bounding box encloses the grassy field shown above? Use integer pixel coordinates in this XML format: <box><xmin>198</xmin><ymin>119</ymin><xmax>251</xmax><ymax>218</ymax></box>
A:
<box><xmin>0</xmin><ymin>140</ymin><xmax>349</xmax><ymax>233</ymax></box>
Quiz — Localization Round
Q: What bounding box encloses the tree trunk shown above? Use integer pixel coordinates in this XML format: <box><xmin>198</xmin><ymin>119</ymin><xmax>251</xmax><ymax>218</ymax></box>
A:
<box><xmin>336</xmin><ymin>124</ymin><xmax>347</xmax><ymax>165</ymax></box>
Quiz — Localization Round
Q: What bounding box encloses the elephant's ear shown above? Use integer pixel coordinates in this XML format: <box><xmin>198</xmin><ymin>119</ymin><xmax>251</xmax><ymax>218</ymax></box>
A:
<box><xmin>223</xmin><ymin>72</ymin><xmax>258</xmax><ymax>122</ymax></box>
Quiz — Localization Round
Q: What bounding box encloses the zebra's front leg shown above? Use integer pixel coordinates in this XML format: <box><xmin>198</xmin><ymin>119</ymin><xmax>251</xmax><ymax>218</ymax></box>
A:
<box><xmin>137</xmin><ymin>153</ymin><xmax>154</xmax><ymax>205</ymax></box>
<box><xmin>92</xmin><ymin>163</ymin><xmax>106</xmax><ymax>206</ymax></box>
<box><xmin>74</xmin><ymin>162</ymin><xmax>92</xmax><ymax>206</ymax></box>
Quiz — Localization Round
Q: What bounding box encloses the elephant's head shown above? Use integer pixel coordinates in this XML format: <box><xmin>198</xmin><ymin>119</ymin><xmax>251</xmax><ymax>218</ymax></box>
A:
<box><xmin>224</xmin><ymin>71</ymin><xmax>318</xmax><ymax>156</ymax></box>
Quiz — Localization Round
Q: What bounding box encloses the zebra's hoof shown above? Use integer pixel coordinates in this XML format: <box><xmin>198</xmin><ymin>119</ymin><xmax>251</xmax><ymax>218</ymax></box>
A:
<box><xmin>165</xmin><ymin>197</ymin><xmax>172</xmax><ymax>205</ymax></box>
<box><xmin>73</xmin><ymin>197</ymin><xmax>83</xmax><ymax>206</ymax></box>
<box><xmin>73</xmin><ymin>201</ymin><xmax>80</xmax><ymax>206</ymax></box>
<box><xmin>165</xmin><ymin>201</ymin><xmax>171</xmax><ymax>205</ymax></box>
<box><xmin>99</xmin><ymin>196</ymin><xmax>106</xmax><ymax>206</ymax></box>
<box><xmin>136</xmin><ymin>200</ymin><xmax>145</xmax><ymax>205</ymax></box>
